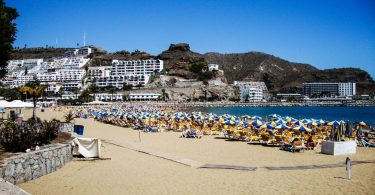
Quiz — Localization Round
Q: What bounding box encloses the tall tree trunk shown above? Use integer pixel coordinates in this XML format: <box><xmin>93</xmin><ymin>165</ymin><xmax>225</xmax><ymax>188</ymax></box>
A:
<box><xmin>33</xmin><ymin>96</ymin><xmax>36</xmax><ymax>119</ymax></box>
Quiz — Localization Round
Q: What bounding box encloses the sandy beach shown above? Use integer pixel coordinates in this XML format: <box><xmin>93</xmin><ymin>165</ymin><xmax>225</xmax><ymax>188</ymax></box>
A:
<box><xmin>9</xmin><ymin>108</ymin><xmax>375</xmax><ymax>194</ymax></box>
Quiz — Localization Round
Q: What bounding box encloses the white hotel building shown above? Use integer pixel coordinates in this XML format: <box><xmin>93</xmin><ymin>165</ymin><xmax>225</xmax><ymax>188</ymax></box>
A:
<box><xmin>90</xmin><ymin>59</ymin><xmax>163</xmax><ymax>88</ymax></box>
<box><xmin>303</xmin><ymin>82</ymin><xmax>356</xmax><ymax>97</ymax></box>
<box><xmin>233</xmin><ymin>81</ymin><xmax>268</xmax><ymax>102</ymax></box>
<box><xmin>3</xmin><ymin>69</ymin><xmax>85</xmax><ymax>89</ymax></box>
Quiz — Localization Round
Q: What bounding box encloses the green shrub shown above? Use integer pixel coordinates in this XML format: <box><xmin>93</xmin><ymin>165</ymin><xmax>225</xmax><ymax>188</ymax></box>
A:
<box><xmin>0</xmin><ymin>118</ymin><xmax>60</xmax><ymax>152</ymax></box>
<box><xmin>189</xmin><ymin>62</ymin><xmax>208</xmax><ymax>73</ymax></box>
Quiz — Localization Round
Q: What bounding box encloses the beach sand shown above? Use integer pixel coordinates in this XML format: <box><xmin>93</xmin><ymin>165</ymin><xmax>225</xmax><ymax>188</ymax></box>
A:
<box><xmin>8</xmin><ymin>108</ymin><xmax>375</xmax><ymax>194</ymax></box>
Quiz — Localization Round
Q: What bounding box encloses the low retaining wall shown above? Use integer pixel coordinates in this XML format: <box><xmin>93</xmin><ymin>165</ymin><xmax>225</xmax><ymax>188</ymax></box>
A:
<box><xmin>0</xmin><ymin>143</ymin><xmax>72</xmax><ymax>185</ymax></box>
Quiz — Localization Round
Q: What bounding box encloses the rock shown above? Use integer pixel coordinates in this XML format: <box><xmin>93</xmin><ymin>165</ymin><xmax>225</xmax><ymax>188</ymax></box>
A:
<box><xmin>51</xmin><ymin>158</ymin><xmax>55</xmax><ymax>171</ymax></box>
<box><xmin>61</xmin><ymin>147</ymin><xmax>66</xmax><ymax>156</ymax></box>
<box><xmin>40</xmin><ymin>158</ymin><xmax>45</xmax><ymax>164</ymax></box>
<box><xmin>46</xmin><ymin>159</ymin><xmax>52</xmax><ymax>174</ymax></box>
<box><xmin>158</xmin><ymin>43</ymin><xmax>205</xmax><ymax>79</ymax></box>
<box><xmin>28</xmin><ymin>159</ymin><xmax>35</xmax><ymax>165</ymax></box>
<box><xmin>32</xmin><ymin>165</ymin><xmax>39</xmax><ymax>170</ymax></box>
<box><xmin>60</xmin><ymin>156</ymin><xmax>64</xmax><ymax>166</ymax></box>
<box><xmin>4</xmin><ymin>176</ymin><xmax>14</xmax><ymax>184</ymax></box>
<box><xmin>24</xmin><ymin>165</ymin><xmax>32</xmax><ymax>181</ymax></box>
<box><xmin>14</xmin><ymin>163</ymin><xmax>25</xmax><ymax>184</ymax></box>
<box><xmin>42</xmin><ymin>152</ymin><xmax>48</xmax><ymax>158</ymax></box>
<box><xmin>4</xmin><ymin>164</ymin><xmax>15</xmax><ymax>177</ymax></box>
<box><xmin>168</xmin><ymin>43</ymin><xmax>190</xmax><ymax>51</ymax></box>
<box><xmin>32</xmin><ymin>169</ymin><xmax>40</xmax><ymax>179</ymax></box>
<box><xmin>14</xmin><ymin>163</ymin><xmax>23</xmax><ymax>174</ymax></box>
<box><xmin>55</xmin><ymin>157</ymin><xmax>61</xmax><ymax>169</ymax></box>
<box><xmin>48</xmin><ymin>151</ymin><xmax>53</xmax><ymax>158</ymax></box>
<box><xmin>40</xmin><ymin>163</ymin><xmax>46</xmax><ymax>176</ymax></box>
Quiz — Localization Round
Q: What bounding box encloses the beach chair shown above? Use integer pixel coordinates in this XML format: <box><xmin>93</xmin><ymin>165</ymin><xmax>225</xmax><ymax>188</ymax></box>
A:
<box><xmin>361</xmin><ymin>139</ymin><xmax>375</xmax><ymax>148</ymax></box>
<box><xmin>260</xmin><ymin>134</ymin><xmax>271</xmax><ymax>145</ymax></box>
<box><xmin>291</xmin><ymin>140</ymin><xmax>306</xmax><ymax>152</ymax></box>
<box><xmin>274</xmin><ymin>135</ymin><xmax>283</xmax><ymax>146</ymax></box>
<box><xmin>237</xmin><ymin>130</ymin><xmax>247</xmax><ymax>141</ymax></box>
<box><xmin>224</xmin><ymin>130</ymin><xmax>234</xmax><ymax>139</ymax></box>
<box><xmin>311</xmin><ymin>135</ymin><xmax>322</xmax><ymax>143</ymax></box>
<box><xmin>247</xmin><ymin>132</ymin><xmax>261</xmax><ymax>143</ymax></box>
<box><xmin>202</xmin><ymin>126</ymin><xmax>212</xmax><ymax>135</ymax></box>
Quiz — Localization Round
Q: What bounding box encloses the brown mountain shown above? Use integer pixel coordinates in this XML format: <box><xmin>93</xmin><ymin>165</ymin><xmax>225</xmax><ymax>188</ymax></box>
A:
<box><xmin>155</xmin><ymin>43</ymin><xmax>374</xmax><ymax>94</ymax></box>
<box><xmin>204</xmin><ymin>52</ymin><xmax>375</xmax><ymax>94</ymax></box>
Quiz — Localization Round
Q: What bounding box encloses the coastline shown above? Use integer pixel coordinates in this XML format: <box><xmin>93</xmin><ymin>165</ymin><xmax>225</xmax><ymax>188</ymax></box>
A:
<box><xmin>120</xmin><ymin>101</ymin><xmax>375</xmax><ymax>109</ymax></box>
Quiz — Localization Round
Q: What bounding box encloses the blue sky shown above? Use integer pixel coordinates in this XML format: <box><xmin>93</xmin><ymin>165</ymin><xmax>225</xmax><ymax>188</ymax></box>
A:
<box><xmin>6</xmin><ymin>0</ymin><xmax>375</xmax><ymax>77</ymax></box>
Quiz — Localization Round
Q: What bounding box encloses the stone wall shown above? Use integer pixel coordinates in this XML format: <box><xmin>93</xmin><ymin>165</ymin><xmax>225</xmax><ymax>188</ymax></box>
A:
<box><xmin>0</xmin><ymin>143</ymin><xmax>72</xmax><ymax>185</ymax></box>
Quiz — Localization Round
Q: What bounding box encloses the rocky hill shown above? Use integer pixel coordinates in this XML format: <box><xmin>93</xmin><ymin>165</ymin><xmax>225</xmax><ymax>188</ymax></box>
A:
<box><xmin>10</xmin><ymin>48</ymin><xmax>71</xmax><ymax>59</ymax></box>
<box><xmin>157</xmin><ymin>43</ymin><xmax>205</xmax><ymax>79</ymax></box>
<box><xmin>204</xmin><ymin>52</ymin><xmax>375</xmax><ymax>94</ymax></box>
<box><xmin>10</xmin><ymin>44</ymin><xmax>375</xmax><ymax>94</ymax></box>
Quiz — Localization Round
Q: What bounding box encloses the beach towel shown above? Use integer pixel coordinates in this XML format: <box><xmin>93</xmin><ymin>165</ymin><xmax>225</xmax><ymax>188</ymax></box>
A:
<box><xmin>72</xmin><ymin>137</ymin><xmax>102</xmax><ymax>158</ymax></box>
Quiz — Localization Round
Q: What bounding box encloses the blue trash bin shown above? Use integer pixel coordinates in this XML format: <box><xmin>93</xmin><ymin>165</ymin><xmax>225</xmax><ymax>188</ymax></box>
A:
<box><xmin>73</xmin><ymin>125</ymin><xmax>78</xmax><ymax>133</ymax></box>
<box><xmin>73</xmin><ymin>125</ymin><xmax>84</xmax><ymax>135</ymax></box>
<box><xmin>77</xmin><ymin>125</ymin><xmax>84</xmax><ymax>135</ymax></box>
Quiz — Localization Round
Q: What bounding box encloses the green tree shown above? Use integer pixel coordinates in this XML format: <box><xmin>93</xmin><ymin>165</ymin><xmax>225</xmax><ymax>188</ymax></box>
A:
<box><xmin>79</xmin><ymin>89</ymin><xmax>93</xmax><ymax>102</ymax></box>
<box><xmin>73</xmin><ymin>87</ymin><xmax>80</xmax><ymax>95</ymax></box>
<box><xmin>89</xmin><ymin>83</ymin><xmax>99</xmax><ymax>100</ymax></box>
<box><xmin>0</xmin><ymin>87</ymin><xmax>21</xmax><ymax>100</ymax></box>
<box><xmin>123</xmin><ymin>83</ymin><xmax>132</xmax><ymax>90</ymax></box>
<box><xmin>0</xmin><ymin>0</ymin><xmax>19</xmax><ymax>78</ymax></box>
<box><xmin>58</xmin><ymin>87</ymin><xmax>65</xmax><ymax>97</ymax></box>
<box><xmin>161</xmin><ymin>89</ymin><xmax>168</xmax><ymax>102</ymax></box>
<box><xmin>189</xmin><ymin>62</ymin><xmax>208</xmax><ymax>74</ymax></box>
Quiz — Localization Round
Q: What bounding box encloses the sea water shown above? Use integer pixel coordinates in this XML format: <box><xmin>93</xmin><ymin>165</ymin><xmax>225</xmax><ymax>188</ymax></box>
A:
<box><xmin>201</xmin><ymin>106</ymin><xmax>375</xmax><ymax>124</ymax></box>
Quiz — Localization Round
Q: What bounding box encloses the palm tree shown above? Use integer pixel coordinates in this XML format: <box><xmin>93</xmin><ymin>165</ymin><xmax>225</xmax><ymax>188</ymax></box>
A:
<box><xmin>64</xmin><ymin>112</ymin><xmax>76</xmax><ymax>123</ymax></box>
<box><xmin>19</xmin><ymin>85</ymin><xmax>46</xmax><ymax>119</ymax></box>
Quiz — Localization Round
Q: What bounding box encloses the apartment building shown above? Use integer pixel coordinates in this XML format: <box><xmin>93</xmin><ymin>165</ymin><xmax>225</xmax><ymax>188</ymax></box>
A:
<box><xmin>87</xmin><ymin>66</ymin><xmax>112</xmax><ymax>79</ymax></box>
<box><xmin>303</xmin><ymin>82</ymin><xmax>356</xmax><ymax>97</ymax></box>
<box><xmin>233</xmin><ymin>81</ymin><xmax>268</xmax><ymax>102</ymax></box>
<box><xmin>91</xmin><ymin>59</ymin><xmax>164</xmax><ymax>88</ymax></box>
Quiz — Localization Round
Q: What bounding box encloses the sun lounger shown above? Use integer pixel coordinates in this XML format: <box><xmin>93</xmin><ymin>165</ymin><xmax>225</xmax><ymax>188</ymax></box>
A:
<box><xmin>361</xmin><ymin>139</ymin><xmax>375</xmax><ymax>147</ymax></box>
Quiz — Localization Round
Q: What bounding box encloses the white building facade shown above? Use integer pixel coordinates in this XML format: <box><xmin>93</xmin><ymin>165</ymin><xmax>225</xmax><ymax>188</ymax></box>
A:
<box><xmin>90</xmin><ymin>59</ymin><xmax>164</xmax><ymax>88</ymax></box>
<box><xmin>93</xmin><ymin>93</ymin><xmax>123</xmax><ymax>101</ymax></box>
<box><xmin>338</xmin><ymin>83</ymin><xmax>356</xmax><ymax>97</ymax></box>
<box><xmin>233</xmin><ymin>81</ymin><xmax>268</xmax><ymax>102</ymax></box>
<box><xmin>128</xmin><ymin>93</ymin><xmax>161</xmax><ymax>101</ymax></box>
